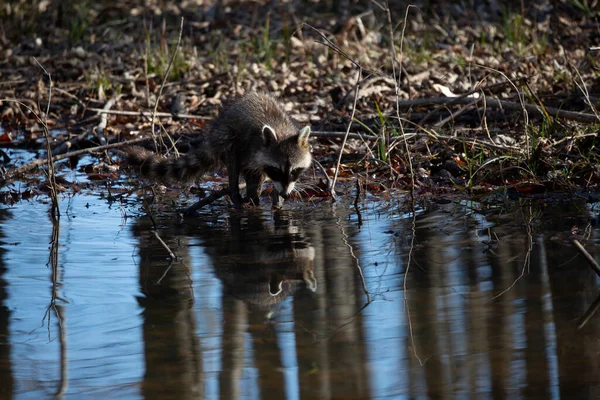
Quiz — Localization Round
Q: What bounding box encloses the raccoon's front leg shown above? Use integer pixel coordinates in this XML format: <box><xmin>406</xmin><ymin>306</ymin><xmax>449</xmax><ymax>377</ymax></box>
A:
<box><xmin>244</xmin><ymin>171</ymin><xmax>265</xmax><ymax>206</ymax></box>
<box><xmin>228</xmin><ymin>157</ymin><xmax>243</xmax><ymax>209</ymax></box>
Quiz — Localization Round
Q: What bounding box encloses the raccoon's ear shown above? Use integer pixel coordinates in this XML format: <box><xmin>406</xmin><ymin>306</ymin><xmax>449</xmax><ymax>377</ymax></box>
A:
<box><xmin>262</xmin><ymin>125</ymin><xmax>277</xmax><ymax>146</ymax></box>
<box><xmin>297</xmin><ymin>126</ymin><xmax>311</xmax><ymax>148</ymax></box>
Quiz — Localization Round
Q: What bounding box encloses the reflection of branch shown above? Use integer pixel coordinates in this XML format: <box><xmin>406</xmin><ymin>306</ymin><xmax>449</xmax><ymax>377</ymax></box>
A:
<box><xmin>297</xmin><ymin>300</ymin><xmax>372</xmax><ymax>342</ymax></box>
<box><xmin>403</xmin><ymin>203</ymin><xmax>424</xmax><ymax>365</ymax></box>
<box><xmin>577</xmin><ymin>293</ymin><xmax>600</xmax><ymax>330</ymax></box>
<box><xmin>153</xmin><ymin>230</ymin><xmax>178</xmax><ymax>261</ymax></box>
<box><xmin>334</xmin><ymin>213</ymin><xmax>370</xmax><ymax>301</ymax></box>
<box><xmin>155</xmin><ymin>259</ymin><xmax>175</xmax><ymax>285</ymax></box>
<box><xmin>572</xmin><ymin>239</ymin><xmax>600</xmax><ymax>277</ymax></box>
<box><xmin>40</xmin><ymin>217</ymin><xmax>68</xmax><ymax>397</ymax></box>
<box><xmin>491</xmin><ymin>204</ymin><xmax>534</xmax><ymax>300</ymax></box>
<box><xmin>353</xmin><ymin>178</ymin><xmax>362</xmax><ymax>227</ymax></box>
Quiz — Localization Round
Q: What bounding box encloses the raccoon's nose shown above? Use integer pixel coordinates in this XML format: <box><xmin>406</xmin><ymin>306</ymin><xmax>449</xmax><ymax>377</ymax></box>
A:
<box><xmin>279</xmin><ymin>190</ymin><xmax>289</xmax><ymax>199</ymax></box>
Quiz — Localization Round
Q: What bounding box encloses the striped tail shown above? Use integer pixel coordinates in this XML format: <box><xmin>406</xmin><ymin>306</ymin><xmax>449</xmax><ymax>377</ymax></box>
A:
<box><xmin>123</xmin><ymin>145</ymin><xmax>216</xmax><ymax>183</ymax></box>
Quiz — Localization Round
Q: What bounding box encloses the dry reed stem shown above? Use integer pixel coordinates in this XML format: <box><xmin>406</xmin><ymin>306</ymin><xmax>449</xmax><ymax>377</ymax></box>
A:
<box><xmin>33</xmin><ymin>57</ymin><xmax>60</xmax><ymax>219</ymax></box>
<box><xmin>150</xmin><ymin>17</ymin><xmax>184</xmax><ymax>152</ymax></box>
<box><xmin>570</xmin><ymin>63</ymin><xmax>600</xmax><ymax>123</ymax></box>
<box><xmin>389</xmin><ymin>4</ymin><xmax>416</xmax><ymax>197</ymax></box>
<box><xmin>329</xmin><ymin>68</ymin><xmax>362</xmax><ymax>200</ymax></box>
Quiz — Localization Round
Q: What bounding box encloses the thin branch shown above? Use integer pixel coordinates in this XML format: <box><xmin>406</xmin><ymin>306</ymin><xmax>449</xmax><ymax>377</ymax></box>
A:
<box><xmin>184</xmin><ymin>188</ymin><xmax>229</xmax><ymax>214</ymax></box>
<box><xmin>329</xmin><ymin>68</ymin><xmax>362</xmax><ymax>200</ymax></box>
<box><xmin>4</xmin><ymin>135</ymin><xmax>153</xmax><ymax>180</ymax></box>
<box><xmin>390</xmin><ymin>3</ymin><xmax>416</xmax><ymax>199</ymax></box>
<box><xmin>151</xmin><ymin>17</ymin><xmax>184</xmax><ymax>151</ymax></box>
<box><xmin>86</xmin><ymin>108</ymin><xmax>209</xmax><ymax>120</ymax></box>
<box><xmin>33</xmin><ymin>58</ymin><xmax>60</xmax><ymax>219</ymax></box>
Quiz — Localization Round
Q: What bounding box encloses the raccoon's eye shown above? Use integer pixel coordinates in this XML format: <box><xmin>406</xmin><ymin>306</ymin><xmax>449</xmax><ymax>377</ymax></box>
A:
<box><xmin>290</xmin><ymin>167</ymin><xmax>305</xmax><ymax>180</ymax></box>
<box><xmin>264</xmin><ymin>166</ymin><xmax>285</xmax><ymax>182</ymax></box>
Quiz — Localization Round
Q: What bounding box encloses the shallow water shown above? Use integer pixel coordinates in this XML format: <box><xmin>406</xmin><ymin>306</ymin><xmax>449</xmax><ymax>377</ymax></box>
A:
<box><xmin>1</xmin><ymin>193</ymin><xmax>600</xmax><ymax>399</ymax></box>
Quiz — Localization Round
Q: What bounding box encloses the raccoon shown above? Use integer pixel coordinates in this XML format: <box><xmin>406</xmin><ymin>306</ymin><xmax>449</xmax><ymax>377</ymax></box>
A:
<box><xmin>124</xmin><ymin>92</ymin><xmax>312</xmax><ymax>207</ymax></box>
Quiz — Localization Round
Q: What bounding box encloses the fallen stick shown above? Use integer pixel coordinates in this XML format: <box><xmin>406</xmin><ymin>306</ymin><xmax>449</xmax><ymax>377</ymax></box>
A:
<box><xmin>51</xmin><ymin>97</ymin><xmax>119</xmax><ymax>156</ymax></box>
<box><xmin>85</xmin><ymin>108</ymin><xmax>210</xmax><ymax>120</ymax></box>
<box><xmin>312</xmin><ymin>130</ymin><xmax>377</xmax><ymax>141</ymax></box>
<box><xmin>95</xmin><ymin>96</ymin><xmax>119</xmax><ymax>145</ymax></box>
<box><xmin>394</xmin><ymin>96</ymin><xmax>598</xmax><ymax>123</ymax></box>
<box><xmin>4</xmin><ymin>136</ymin><xmax>153</xmax><ymax>181</ymax></box>
<box><xmin>184</xmin><ymin>188</ymin><xmax>229</xmax><ymax>214</ymax></box>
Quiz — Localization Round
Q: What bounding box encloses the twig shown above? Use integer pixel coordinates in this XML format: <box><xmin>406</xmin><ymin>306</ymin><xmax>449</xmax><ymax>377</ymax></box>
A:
<box><xmin>95</xmin><ymin>96</ymin><xmax>120</xmax><ymax>145</ymax></box>
<box><xmin>418</xmin><ymin>77</ymin><xmax>520</xmax><ymax>125</ymax></box>
<box><xmin>34</xmin><ymin>58</ymin><xmax>60</xmax><ymax>219</ymax></box>
<box><xmin>299</xmin><ymin>23</ymin><xmax>376</xmax><ymax>74</ymax></box>
<box><xmin>392</xmin><ymin>96</ymin><xmax>598</xmax><ymax>123</ymax></box>
<box><xmin>394</xmin><ymin>3</ymin><xmax>423</xmax><ymax>365</ymax></box>
<box><xmin>141</xmin><ymin>199</ymin><xmax>158</xmax><ymax>228</ymax></box>
<box><xmin>329</xmin><ymin>67</ymin><xmax>362</xmax><ymax>200</ymax></box>
<box><xmin>570</xmin><ymin>63</ymin><xmax>600</xmax><ymax>123</ymax></box>
<box><xmin>51</xmin><ymin>96</ymin><xmax>120</xmax><ymax>157</ymax></box>
<box><xmin>434</xmin><ymin>96</ymin><xmax>481</xmax><ymax>128</ymax></box>
<box><xmin>4</xmin><ymin>136</ymin><xmax>153</xmax><ymax>181</ymax></box>
<box><xmin>86</xmin><ymin>108</ymin><xmax>209</xmax><ymax>120</ymax></box>
<box><xmin>312</xmin><ymin>130</ymin><xmax>377</xmax><ymax>141</ymax></box>
<box><xmin>312</xmin><ymin>159</ymin><xmax>332</xmax><ymax>192</ymax></box>
<box><xmin>354</xmin><ymin>178</ymin><xmax>362</xmax><ymax>227</ymax></box>
<box><xmin>572</xmin><ymin>239</ymin><xmax>600</xmax><ymax>277</ymax></box>
<box><xmin>184</xmin><ymin>188</ymin><xmax>229</xmax><ymax>214</ymax></box>
<box><xmin>151</xmin><ymin>17</ymin><xmax>184</xmax><ymax>152</ymax></box>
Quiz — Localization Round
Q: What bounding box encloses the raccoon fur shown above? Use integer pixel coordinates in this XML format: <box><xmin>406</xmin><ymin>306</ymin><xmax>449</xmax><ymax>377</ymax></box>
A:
<box><xmin>124</xmin><ymin>92</ymin><xmax>312</xmax><ymax>207</ymax></box>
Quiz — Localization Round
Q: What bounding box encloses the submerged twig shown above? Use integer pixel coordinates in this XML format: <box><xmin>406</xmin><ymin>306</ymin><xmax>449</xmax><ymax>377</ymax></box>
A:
<box><xmin>184</xmin><ymin>188</ymin><xmax>229</xmax><ymax>214</ymax></box>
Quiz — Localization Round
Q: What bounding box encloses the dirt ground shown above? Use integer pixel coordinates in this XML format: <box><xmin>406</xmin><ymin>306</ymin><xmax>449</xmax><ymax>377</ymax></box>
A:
<box><xmin>1</xmin><ymin>0</ymin><xmax>600</xmax><ymax>206</ymax></box>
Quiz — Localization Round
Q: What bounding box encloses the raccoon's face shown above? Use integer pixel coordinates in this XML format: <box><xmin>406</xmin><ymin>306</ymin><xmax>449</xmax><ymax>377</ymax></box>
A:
<box><xmin>261</xmin><ymin>125</ymin><xmax>312</xmax><ymax>198</ymax></box>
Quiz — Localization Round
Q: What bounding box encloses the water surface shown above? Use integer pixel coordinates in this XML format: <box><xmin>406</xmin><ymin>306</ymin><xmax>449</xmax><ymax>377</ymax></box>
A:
<box><xmin>1</xmin><ymin>193</ymin><xmax>600</xmax><ymax>399</ymax></box>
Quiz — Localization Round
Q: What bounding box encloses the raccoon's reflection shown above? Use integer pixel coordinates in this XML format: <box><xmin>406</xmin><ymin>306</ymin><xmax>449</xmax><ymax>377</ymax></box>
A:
<box><xmin>131</xmin><ymin>208</ymin><xmax>317</xmax><ymax>309</ymax></box>
<box><xmin>200</xmin><ymin>210</ymin><xmax>317</xmax><ymax>309</ymax></box>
